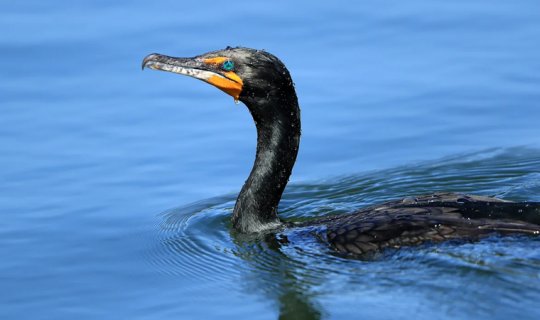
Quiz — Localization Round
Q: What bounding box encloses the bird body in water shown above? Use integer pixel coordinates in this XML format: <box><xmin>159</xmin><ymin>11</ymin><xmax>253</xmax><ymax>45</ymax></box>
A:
<box><xmin>142</xmin><ymin>47</ymin><xmax>540</xmax><ymax>257</ymax></box>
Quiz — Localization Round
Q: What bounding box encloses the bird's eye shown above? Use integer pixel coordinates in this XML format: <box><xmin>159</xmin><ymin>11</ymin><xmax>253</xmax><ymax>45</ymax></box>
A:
<box><xmin>222</xmin><ymin>60</ymin><xmax>235</xmax><ymax>71</ymax></box>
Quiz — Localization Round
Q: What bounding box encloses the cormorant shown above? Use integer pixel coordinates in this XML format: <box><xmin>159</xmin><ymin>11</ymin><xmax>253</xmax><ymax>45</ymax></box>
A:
<box><xmin>142</xmin><ymin>47</ymin><xmax>540</xmax><ymax>256</ymax></box>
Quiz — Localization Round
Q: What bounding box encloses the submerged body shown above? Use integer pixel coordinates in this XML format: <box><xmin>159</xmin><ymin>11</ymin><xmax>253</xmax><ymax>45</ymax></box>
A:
<box><xmin>303</xmin><ymin>193</ymin><xmax>540</xmax><ymax>255</ymax></box>
<box><xmin>142</xmin><ymin>47</ymin><xmax>540</xmax><ymax>256</ymax></box>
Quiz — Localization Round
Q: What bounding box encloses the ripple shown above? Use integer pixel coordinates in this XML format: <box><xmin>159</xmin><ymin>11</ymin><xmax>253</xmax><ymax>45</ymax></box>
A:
<box><xmin>145</xmin><ymin>148</ymin><xmax>540</xmax><ymax>303</ymax></box>
<box><xmin>147</xmin><ymin>195</ymin><xmax>243</xmax><ymax>282</ymax></box>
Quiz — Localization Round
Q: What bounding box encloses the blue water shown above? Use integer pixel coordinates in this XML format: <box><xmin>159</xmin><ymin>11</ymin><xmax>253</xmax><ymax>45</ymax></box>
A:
<box><xmin>1</xmin><ymin>1</ymin><xmax>540</xmax><ymax>319</ymax></box>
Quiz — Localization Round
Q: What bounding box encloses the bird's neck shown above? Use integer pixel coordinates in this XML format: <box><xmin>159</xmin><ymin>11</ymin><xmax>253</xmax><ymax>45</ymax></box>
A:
<box><xmin>232</xmin><ymin>97</ymin><xmax>301</xmax><ymax>233</ymax></box>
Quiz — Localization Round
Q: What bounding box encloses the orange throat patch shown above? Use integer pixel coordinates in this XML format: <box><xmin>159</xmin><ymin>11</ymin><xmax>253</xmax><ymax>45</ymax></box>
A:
<box><xmin>203</xmin><ymin>57</ymin><xmax>244</xmax><ymax>100</ymax></box>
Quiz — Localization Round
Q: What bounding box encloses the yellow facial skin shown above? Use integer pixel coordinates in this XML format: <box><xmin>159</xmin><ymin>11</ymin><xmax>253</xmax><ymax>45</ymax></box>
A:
<box><xmin>203</xmin><ymin>57</ymin><xmax>243</xmax><ymax>100</ymax></box>
<box><xmin>203</xmin><ymin>57</ymin><xmax>230</xmax><ymax>65</ymax></box>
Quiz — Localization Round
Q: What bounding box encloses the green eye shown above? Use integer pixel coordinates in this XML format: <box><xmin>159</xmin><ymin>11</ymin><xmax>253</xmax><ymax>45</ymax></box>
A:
<box><xmin>222</xmin><ymin>60</ymin><xmax>234</xmax><ymax>71</ymax></box>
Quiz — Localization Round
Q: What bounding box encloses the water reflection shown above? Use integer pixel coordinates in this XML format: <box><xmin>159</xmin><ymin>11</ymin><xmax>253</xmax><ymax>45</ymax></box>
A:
<box><xmin>152</xmin><ymin>148</ymin><xmax>540</xmax><ymax>318</ymax></box>
<box><xmin>232</xmin><ymin>232</ymin><xmax>324</xmax><ymax>320</ymax></box>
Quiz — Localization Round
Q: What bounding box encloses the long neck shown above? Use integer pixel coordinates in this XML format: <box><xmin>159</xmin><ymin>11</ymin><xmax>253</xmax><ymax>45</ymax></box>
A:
<box><xmin>232</xmin><ymin>96</ymin><xmax>301</xmax><ymax>233</ymax></box>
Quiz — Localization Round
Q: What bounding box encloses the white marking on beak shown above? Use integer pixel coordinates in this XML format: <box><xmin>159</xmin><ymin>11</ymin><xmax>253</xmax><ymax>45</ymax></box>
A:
<box><xmin>145</xmin><ymin>61</ymin><xmax>226</xmax><ymax>82</ymax></box>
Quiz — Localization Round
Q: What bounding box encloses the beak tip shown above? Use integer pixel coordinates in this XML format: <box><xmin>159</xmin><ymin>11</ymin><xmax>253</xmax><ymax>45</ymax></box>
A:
<box><xmin>142</xmin><ymin>53</ymin><xmax>160</xmax><ymax>71</ymax></box>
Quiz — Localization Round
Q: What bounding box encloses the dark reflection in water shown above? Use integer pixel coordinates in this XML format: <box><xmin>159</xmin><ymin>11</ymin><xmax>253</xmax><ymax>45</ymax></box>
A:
<box><xmin>153</xmin><ymin>148</ymin><xmax>540</xmax><ymax>319</ymax></box>
<box><xmin>3</xmin><ymin>1</ymin><xmax>540</xmax><ymax>317</ymax></box>
<box><xmin>233</xmin><ymin>233</ymin><xmax>323</xmax><ymax>320</ymax></box>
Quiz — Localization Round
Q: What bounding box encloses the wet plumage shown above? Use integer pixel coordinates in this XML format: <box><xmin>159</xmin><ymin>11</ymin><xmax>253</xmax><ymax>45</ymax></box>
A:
<box><xmin>143</xmin><ymin>47</ymin><xmax>540</xmax><ymax>256</ymax></box>
<box><xmin>310</xmin><ymin>193</ymin><xmax>540</xmax><ymax>255</ymax></box>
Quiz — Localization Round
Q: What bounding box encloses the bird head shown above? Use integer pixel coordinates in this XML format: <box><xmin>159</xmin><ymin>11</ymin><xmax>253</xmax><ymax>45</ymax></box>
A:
<box><xmin>142</xmin><ymin>47</ymin><xmax>297</xmax><ymax>115</ymax></box>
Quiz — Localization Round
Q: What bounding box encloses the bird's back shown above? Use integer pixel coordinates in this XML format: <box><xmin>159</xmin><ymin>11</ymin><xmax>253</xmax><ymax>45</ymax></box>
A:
<box><xmin>304</xmin><ymin>193</ymin><xmax>540</xmax><ymax>256</ymax></box>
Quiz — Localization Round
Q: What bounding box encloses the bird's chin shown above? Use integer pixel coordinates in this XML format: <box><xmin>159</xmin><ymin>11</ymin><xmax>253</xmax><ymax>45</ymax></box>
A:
<box><xmin>204</xmin><ymin>74</ymin><xmax>243</xmax><ymax>101</ymax></box>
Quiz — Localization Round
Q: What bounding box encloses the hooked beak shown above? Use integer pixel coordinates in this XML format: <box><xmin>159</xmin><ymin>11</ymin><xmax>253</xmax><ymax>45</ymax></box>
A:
<box><xmin>142</xmin><ymin>53</ymin><xmax>243</xmax><ymax>100</ymax></box>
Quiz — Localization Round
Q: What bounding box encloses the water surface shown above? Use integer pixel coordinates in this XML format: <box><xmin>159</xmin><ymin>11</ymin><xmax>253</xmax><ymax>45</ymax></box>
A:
<box><xmin>1</xmin><ymin>1</ymin><xmax>540</xmax><ymax>319</ymax></box>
